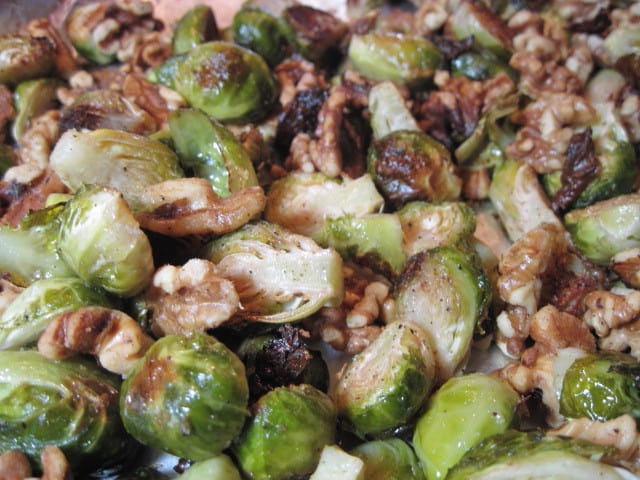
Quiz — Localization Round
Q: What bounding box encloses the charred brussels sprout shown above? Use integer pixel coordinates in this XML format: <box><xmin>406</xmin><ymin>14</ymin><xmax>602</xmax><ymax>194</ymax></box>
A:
<box><xmin>564</xmin><ymin>194</ymin><xmax>640</xmax><ymax>265</ymax></box>
<box><xmin>172</xmin><ymin>5</ymin><xmax>219</xmax><ymax>55</ymax></box>
<box><xmin>178</xmin><ymin>454</ymin><xmax>242</xmax><ymax>480</ymax></box>
<box><xmin>148</xmin><ymin>53</ymin><xmax>186</xmax><ymax>89</ymax></box>
<box><xmin>560</xmin><ymin>351</ymin><xmax>640</xmax><ymax>422</ymax></box>
<box><xmin>57</xmin><ymin>186</ymin><xmax>154</xmax><ymax>297</ymax></box>
<box><xmin>120</xmin><ymin>333</ymin><xmax>249</xmax><ymax>461</ymax></box>
<box><xmin>168</xmin><ymin>108</ymin><xmax>258</xmax><ymax>198</ymax></box>
<box><xmin>451</xmin><ymin>51</ymin><xmax>515</xmax><ymax>81</ymax></box>
<box><xmin>203</xmin><ymin>221</ymin><xmax>343</xmax><ymax>323</ymax></box>
<box><xmin>447</xmin><ymin>430</ymin><xmax>623</xmax><ymax>480</ymax></box>
<box><xmin>233</xmin><ymin>384</ymin><xmax>336</xmax><ymax>480</ymax></box>
<box><xmin>233</xmin><ymin>8</ymin><xmax>290</xmax><ymax>67</ymax></box>
<box><xmin>12</xmin><ymin>78</ymin><xmax>62</xmax><ymax>143</ymax></box>
<box><xmin>335</xmin><ymin>320</ymin><xmax>436</xmax><ymax>438</ymax></box>
<box><xmin>390</xmin><ymin>246</ymin><xmax>491</xmax><ymax>380</ymax></box>
<box><xmin>350</xmin><ymin>438</ymin><xmax>423</xmax><ymax>480</ymax></box>
<box><xmin>0</xmin><ymin>35</ymin><xmax>54</xmax><ymax>86</ymax></box>
<box><xmin>0</xmin><ymin>350</ymin><xmax>133</xmax><ymax>473</ymax></box>
<box><xmin>348</xmin><ymin>33</ymin><xmax>442</xmax><ymax>88</ymax></box>
<box><xmin>0</xmin><ymin>277</ymin><xmax>111</xmax><ymax>350</ymax></box>
<box><xmin>413</xmin><ymin>373</ymin><xmax>519</xmax><ymax>480</ymax></box>
<box><xmin>173</xmin><ymin>41</ymin><xmax>279</xmax><ymax>123</ymax></box>
<box><xmin>368</xmin><ymin>130</ymin><xmax>462</xmax><ymax>208</ymax></box>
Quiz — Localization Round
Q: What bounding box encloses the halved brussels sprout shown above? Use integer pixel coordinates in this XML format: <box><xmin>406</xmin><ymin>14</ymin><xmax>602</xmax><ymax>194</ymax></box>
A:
<box><xmin>447</xmin><ymin>430</ymin><xmax>624</xmax><ymax>480</ymax></box>
<box><xmin>178</xmin><ymin>454</ymin><xmax>242</xmax><ymax>480</ymax></box>
<box><xmin>0</xmin><ymin>277</ymin><xmax>111</xmax><ymax>350</ymax></box>
<box><xmin>350</xmin><ymin>438</ymin><xmax>424</xmax><ymax>480</ymax></box>
<box><xmin>120</xmin><ymin>332</ymin><xmax>249</xmax><ymax>461</ymax></box>
<box><xmin>172</xmin><ymin>41</ymin><xmax>279</xmax><ymax>123</ymax></box>
<box><xmin>49</xmin><ymin>129</ymin><xmax>184</xmax><ymax>211</ymax></box>
<box><xmin>0</xmin><ymin>35</ymin><xmax>54</xmax><ymax>86</ymax></box>
<box><xmin>310</xmin><ymin>445</ymin><xmax>365</xmax><ymax>480</ymax></box>
<box><xmin>203</xmin><ymin>221</ymin><xmax>343</xmax><ymax>323</ymax></box>
<box><xmin>57</xmin><ymin>186</ymin><xmax>154</xmax><ymax>297</ymax></box>
<box><xmin>564</xmin><ymin>193</ymin><xmax>640</xmax><ymax>265</ymax></box>
<box><xmin>12</xmin><ymin>78</ymin><xmax>61</xmax><ymax>143</ymax></box>
<box><xmin>147</xmin><ymin>53</ymin><xmax>186</xmax><ymax>89</ymax></box>
<box><xmin>389</xmin><ymin>246</ymin><xmax>491</xmax><ymax>380</ymax></box>
<box><xmin>264</xmin><ymin>172</ymin><xmax>384</xmax><ymax>238</ymax></box>
<box><xmin>335</xmin><ymin>320</ymin><xmax>436</xmax><ymax>437</ymax></box>
<box><xmin>348</xmin><ymin>33</ymin><xmax>442</xmax><ymax>88</ymax></box>
<box><xmin>233</xmin><ymin>384</ymin><xmax>336</xmax><ymax>480</ymax></box>
<box><xmin>0</xmin><ymin>350</ymin><xmax>133</xmax><ymax>473</ymax></box>
<box><xmin>412</xmin><ymin>373</ymin><xmax>519</xmax><ymax>480</ymax></box>
<box><xmin>232</xmin><ymin>8</ymin><xmax>290</xmax><ymax>67</ymax></box>
<box><xmin>168</xmin><ymin>108</ymin><xmax>258</xmax><ymax>198</ymax></box>
<box><xmin>368</xmin><ymin>130</ymin><xmax>462</xmax><ymax>208</ymax></box>
<box><xmin>368</xmin><ymin>81</ymin><xmax>420</xmax><ymax>140</ymax></box>
<box><xmin>172</xmin><ymin>5</ymin><xmax>219</xmax><ymax>55</ymax></box>
<box><xmin>451</xmin><ymin>51</ymin><xmax>516</xmax><ymax>81</ymax></box>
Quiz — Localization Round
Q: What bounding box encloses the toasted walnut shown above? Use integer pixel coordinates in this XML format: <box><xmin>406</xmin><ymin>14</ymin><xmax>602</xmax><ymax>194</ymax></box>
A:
<box><xmin>312</xmin><ymin>307</ymin><xmax>382</xmax><ymax>355</ymax></box>
<box><xmin>550</xmin><ymin>414</ymin><xmax>639</xmax><ymax>461</ymax></box>
<box><xmin>121</xmin><ymin>73</ymin><xmax>166</xmax><ymax>128</ymax></box>
<box><xmin>17</xmin><ymin>110</ymin><xmax>60</xmax><ymax>168</ymax></box>
<box><xmin>145</xmin><ymin>258</ymin><xmax>240</xmax><ymax>337</ymax></box>
<box><xmin>38</xmin><ymin>306</ymin><xmax>154</xmax><ymax>376</ymax></box>
<box><xmin>496</xmin><ymin>306</ymin><xmax>531</xmax><ymax>358</ymax></box>
<box><xmin>530</xmin><ymin>304</ymin><xmax>596</xmax><ymax>351</ymax></box>
<box><xmin>0</xmin><ymin>85</ymin><xmax>15</xmax><ymax>142</ymax></box>
<box><xmin>619</xmin><ymin>94</ymin><xmax>640</xmax><ymax>144</ymax></box>
<box><xmin>414</xmin><ymin>1</ymin><xmax>449</xmax><ymax>34</ymax></box>
<box><xmin>0</xmin><ymin>451</ymin><xmax>32</xmax><ymax>480</ymax></box>
<box><xmin>40</xmin><ymin>445</ymin><xmax>73</xmax><ymax>480</ymax></box>
<box><xmin>28</xmin><ymin>18</ymin><xmax>79</xmax><ymax>78</ymax></box>
<box><xmin>599</xmin><ymin>319</ymin><xmax>640</xmax><ymax>359</ymax></box>
<box><xmin>583</xmin><ymin>288</ymin><xmax>640</xmax><ymax>337</ymax></box>
<box><xmin>612</xmin><ymin>248</ymin><xmax>640</xmax><ymax>289</ymax></box>
<box><xmin>275</xmin><ymin>58</ymin><xmax>327</xmax><ymax>107</ymax></box>
<box><xmin>346</xmin><ymin>281</ymin><xmax>390</xmax><ymax>329</ymax></box>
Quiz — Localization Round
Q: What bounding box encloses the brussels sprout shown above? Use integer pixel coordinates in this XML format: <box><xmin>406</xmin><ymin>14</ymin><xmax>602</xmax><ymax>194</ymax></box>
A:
<box><xmin>447</xmin><ymin>1</ymin><xmax>513</xmax><ymax>60</ymax></box>
<box><xmin>560</xmin><ymin>351</ymin><xmax>640</xmax><ymax>422</ymax></box>
<box><xmin>488</xmin><ymin>157</ymin><xmax>561</xmax><ymax>241</ymax></box>
<box><xmin>348</xmin><ymin>33</ymin><xmax>442</xmax><ymax>88</ymax></box>
<box><xmin>203</xmin><ymin>221</ymin><xmax>343</xmax><ymax>323</ymax></box>
<box><xmin>350</xmin><ymin>438</ymin><xmax>423</xmax><ymax>480</ymax></box>
<box><xmin>315</xmin><ymin>213</ymin><xmax>407</xmax><ymax>277</ymax></box>
<box><xmin>368</xmin><ymin>81</ymin><xmax>420</xmax><ymax>140</ymax></box>
<box><xmin>0</xmin><ymin>277</ymin><xmax>111</xmax><ymax>350</ymax></box>
<box><xmin>233</xmin><ymin>384</ymin><xmax>336</xmax><ymax>480</ymax></box>
<box><xmin>310</xmin><ymin>445</ymin><xmax>365</xmax><ymax>480</ymax></box>
<box><xmin>412</xmin><ymin>373</ymin><xmax>519</xmax><ymax>480</ymax></box>
<box><xmin>264</xmin><ymin>172</ymin><xmax>384</xmax><ymax>238</ymax></box>
<box><xmin>173</xmin><ymin>41</ymin><xmax>279</xmax><ymax>123</ymax></box>
<box><xmin>564</xmin><ymin>194</ymin><xmax>640</xmax><ymax>265</ymax></box>
<box><xmin>59</xmin><ymin>90</ymin><xmax>157</xmax><ymax>136</ymax></box>
<box><xmin>172</xmin><ymin>5</ymin><xmax>219</xmax><ymax>55</ymax></box>
<box><xmin>232</xmin><ymin>8</ymin><xmax>290</xmax><ymax>67</ymax></box>
<box><xmin>147</xmin><ymin>53</ymin><xmax>186</xmax><ymax>89</ymax></box>
<box><xmin>12</xmin><ymin>78</ymin><xmax>61</xmax><ymax>143</ymax></box>
<box><xmin>49</xmin><ymin>129</ymin><xmax>184</xmax><ymax>211</ymax></box>
<box><xmin>0</xmin><ymin>144</ymin><xmax>15</xmax><ymax>176</ymax></box>
<box><xmin>121</xmin><ymin>332</ymin><xmax>249</xmax><ymax>461</ymax></box>
<box><xmin>0</xmin><ymin>204</ymin><xmax>74</xmax><ymax>286</ymax></box>
<box><xmin>451</xmin><ymin>51</ymin><xmax>516</xmax><ymax>81</ymax></box>
<box><xmin>168</xmin><ymin>108</ymin><xmax>258</xmax><ymax>198</ymax></box>
<box><xmin>398</xmin><ymin>201</ymin><xmax>477</xmax><ymax>256</ymax></box>
<box><xmin>446</xmin><ymin>430</ymin><xmax>624</xmax><ymax>480</ymax></box>
<box><xmin>0</xmin><ymin>35</ymin><xmax>54</xmax><ymax>86</ymax></box>
<box><xmin>0</xmin><ymin>350</ymin><xmax>133</xmax><ymax>473</ymax></box>
<box><xmin>335</xmin><ymin>320</ymin><xmax>436</xmax><ymax>437</ymax></box>
<box><xmin>57</xmin><ymin>186</ymin><xmax>154</xmax><ymax>297</ymax></box>
<box><xmin>390</xmin><ymin>246</ymin><xmax>491</xmax><ymax>380</ymax></box>
<box><xmin>178</xmin><ymin>454</ymin><xmax>242</xmax><ymax>480</ymax></box>
<box><xmin>368</xmin><ymin>130</ymin><xmax>462</xmax><ymax>208</ymax></box>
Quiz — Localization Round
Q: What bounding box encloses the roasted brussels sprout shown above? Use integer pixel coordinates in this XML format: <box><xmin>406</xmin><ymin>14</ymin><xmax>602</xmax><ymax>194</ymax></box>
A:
<box><xmin>178</xmin><ymin>454</ymin><xmax>242</xmax><ymax>480</ymax></box>
<box><xmin>0</xmin><ymin>35</ymin><xmax>54</xmax><ymax>86</ymax></box>
<box><xmin>0</xmin><ymin>350</ymin><xmax>133</xmax><ymax>473</ymax></box>
<box><xmin>0</xmin><ymin>277</ymin><xmax>111</xmax><ymax>350</ymax></box>
<box><xmin>368</xmin><ymin>81</ymin><xmax>420</xmax><ymax>140</ymax></box>
<box><xmin>310</xmin><ymin>445</ymin><xmax>365</xmax><ymax>480</ymax></box>
<box><xmin>451</xmin><ymin>51</ymin><xmax>515</xmax><ymax>81</ymax></box>
<box><xmin>350</xmin><ymin>438</ymin><xmax>423</xmax><ymax>480</ymax></box>
<box><xmin>564</xmin><ymin>194</ymin><xmax>640</xmax><ymax>265</ymax></box>
<box><xmin>348</xmin><ymin>33</ymin><xmax>442</xmax><ymax>88</ymax></box>
<box><xmin>49</xmin><ymin>128</ymin><xmax>184</xmax><ymax>211</ymax></box>
<box><xmin>148</xmin><ymin>53</ymin><xmax>186</xmax><ymax>89</ymax></box>
<box><xmin>172</xmin><ymin>41</ymin><xmax>279</xmax><ymax>123</ymax></box>
<box><xmin>12</xmin><ymin>78</ymin><xmax>61</xmax><ymax>143</ymax></box>
<box><xmin>233</xmin><ymin>384</ymin><xmax>336</xmax><ymax>480</ymax></box>
<box><xmin>57</xmin><ymin>186</ymin><xmax>154</xmax><ymax>297</ymax></box>
<box><xmin>389</xmin><ymin>246</ymin><xmax>491</xmax><ymax>380</ymax></box>
<box><xmin>168</xmin><ymin>108</ymin><xmax>258</xmax><ymax>198</ymax></box>
<box><xmin>0</xmin><ymin>203</ymin><xmax>74</xmax><ymax>287</ymax></box>
<box><xmin>232</xmin><ymin>8</ymin><xmax>290</xmax><ymax>67</ymax></box>
<box><xmin>367</xmin><ymin>130</ymin><xmax>462</xmax><ymax>208</ymax></box>
<box><xmin>172</xmin><ymin>5</ymin><xmax>219</xmax><ymax>55</ymax></box>
<box><xmin>59</xmin><ymin>89</ymin><xmax>157</xmax><ymax>135</ymax></box>
<box><xmin>560</xmin><ymin>351</ymin><xmax>640</xmax><ymax>422</ymax></box>
<box><xmin>447</xmin><ymin>430</ymin><xmax>624</xmax><ymax>480</ymax></box>
<box><xmin>335</xmin><ymin>320</ymin><xmax>436</xmax><ymax>437</ymax></box>
<box><xmin>203</xmin><ymin>221</ymin><xmax>343</xmax><ymax>323</ymax></box>
<box><xmin>120</xmin><ymin>333</ymin><xmax>249</xmax><ymax>461</ymax></box>
<box><xmin>413</xmin><ymin>373</ymin><xmax>519</xmax><ymax>480</ymax></box>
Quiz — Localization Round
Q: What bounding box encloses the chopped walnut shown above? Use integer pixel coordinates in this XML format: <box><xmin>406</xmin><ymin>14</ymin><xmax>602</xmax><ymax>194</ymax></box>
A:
<box><xmin>120</xmin><ymin>30</ymin><xmax>172</xmax><ymax>72</ymax></box>
<box><xmin>28</xmin><ymin>18</ymin><xmax>79</xmax><ymax>78</ymax></box>
<box><xmin>619</xmin><ymin>94</ymin><xmax>640</xmax><ymax>144</ymax></box>
<box><xmin>275</xmin><ymin>57</ymin><xmax>327</xmax><ymax>107</ymax></box>
<box><xmin>121</xmin><ymin>73</ymin><xmax>166</xmax><ymax>128</ymax></box>
<box><xmin>346</xmin><ymin>281</ymin><xmax>390</xmax><ymax>329</ymax></box>
<box><xmin>40</xmin><ymin>445</ymin><xmax>73</xmax><ymax>480</ymax></box>
<box><xmin>611</xmin><ymin>248</ymin><xmax>640</xmax><ymax>289</ymax></box>
<box><xmin>145</xmin><ymin>258</ymin><xmax>240</xmax><ymax>337</ymax></box>
<box><xmin>414</xmin><ymin>1</ymin><xmax>449</xmax><ymax>34</ymax></box>
<box><xmin>529</xmin><ymin>304</ymin><xmax>596</xmax><ymax>351</ymax></box>
<box><xmin>17</xmin><ymin>110</ymin><xmax>60</xmax><ymax>168</ymax></box>
<box><xmin>583</xmin><ymin>288</ymin><xmax>640</xmax><ymax>337</ymax></box>
<box><xmin>0</xmin><ymin>451</ymin><xmax>32</xmax><ymax>480</ymax></box>
<box><xmin>0</xmin><ymin>85</ymin><xmax>15</xmax><ymax>142</ymax></box>
<box><xmin>38</xmin><ymin>306</ymin><xmax>154</xmax><ymax>376</ymax></box>
<box><xmin>599</xmin><ymin>318</ymin><xmax>640</xmax><ymax>359</ymax></box>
